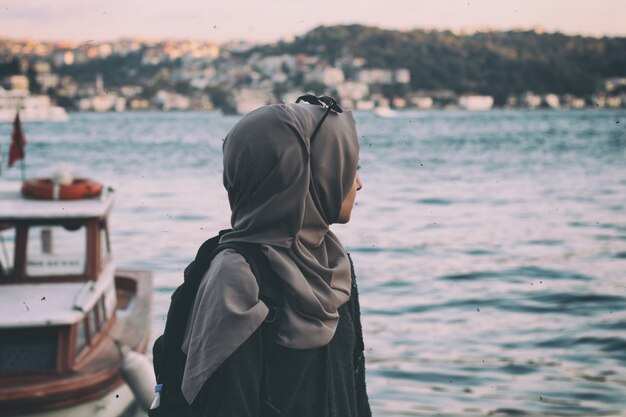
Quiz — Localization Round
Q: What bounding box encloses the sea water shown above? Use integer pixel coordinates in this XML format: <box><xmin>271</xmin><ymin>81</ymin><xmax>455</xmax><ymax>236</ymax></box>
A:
<box><xmin>1</xmin><ymin>109</ymin><xmax>625</xmax><ymax>416</ymax></box>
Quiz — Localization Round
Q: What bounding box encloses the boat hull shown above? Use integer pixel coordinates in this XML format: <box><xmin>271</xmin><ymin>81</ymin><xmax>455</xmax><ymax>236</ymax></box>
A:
<box><xmin>0</xmin><ymin>270</ymin><xmax>152</xmax><ymax>417</ymax></box>
<box><xmin>16</xmin><ymin>383</ymin><xmax>135</xmax><ymax>417</ymax></box>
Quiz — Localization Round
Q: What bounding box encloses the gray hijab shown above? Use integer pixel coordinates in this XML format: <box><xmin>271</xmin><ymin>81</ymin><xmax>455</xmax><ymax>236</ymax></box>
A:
<box><xmin>181</xmin><ymin>102</ymin><xmax>359</xmax><ymax>403</ymax></box>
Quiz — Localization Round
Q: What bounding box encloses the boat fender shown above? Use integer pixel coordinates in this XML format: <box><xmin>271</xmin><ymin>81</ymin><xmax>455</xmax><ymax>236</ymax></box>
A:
<box><xmin>117</xmin><ymin>342</ymin><xmax>156</xmax><ymax>412</ymax></box>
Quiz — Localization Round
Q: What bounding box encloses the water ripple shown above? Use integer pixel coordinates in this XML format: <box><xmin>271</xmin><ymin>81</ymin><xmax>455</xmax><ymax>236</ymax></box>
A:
<box><xmin>7</xmin><ymin>110</ymin><xmax>626</xmax><ymax>417</ymax></box>
<box><xmin>440</xmin><ymin>266</ymin><xmax>593</xmax><ymax>282</ymax></box>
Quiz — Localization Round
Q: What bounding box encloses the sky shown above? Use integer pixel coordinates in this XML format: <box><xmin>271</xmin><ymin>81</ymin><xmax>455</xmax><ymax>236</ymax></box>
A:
<box><xmin>1</xmin><ymin>0</ymin><xmax>625</xmax><ymax>43</ymax></box>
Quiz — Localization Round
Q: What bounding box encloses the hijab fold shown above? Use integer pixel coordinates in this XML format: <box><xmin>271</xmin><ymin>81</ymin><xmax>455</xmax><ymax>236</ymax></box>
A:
<box><xmin>181</xmin><ymin>103</ymin><xmax>359</xmax><ymax>403</ymax></box>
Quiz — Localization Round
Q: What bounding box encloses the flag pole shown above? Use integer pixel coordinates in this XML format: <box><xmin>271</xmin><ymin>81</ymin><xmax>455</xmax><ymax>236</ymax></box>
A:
<box><xmin>18</xmin><ymin>99</ymin><xmax>26</xmax><ymax>181</ymax></box>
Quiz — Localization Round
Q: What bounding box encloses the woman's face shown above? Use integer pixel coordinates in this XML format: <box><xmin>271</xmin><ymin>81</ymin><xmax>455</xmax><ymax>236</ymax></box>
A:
<box><xmin>338</xmin><ymin>172</ymin><xmax>363</xmax><ymax>223</ymax></box>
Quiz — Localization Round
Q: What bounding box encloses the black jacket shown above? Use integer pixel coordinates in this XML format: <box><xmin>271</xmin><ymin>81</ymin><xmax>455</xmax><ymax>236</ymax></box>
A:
<box><xmin>190</xmin><ymin>261</ymin><xmax>371</xmax><ymax>417</ymax></box>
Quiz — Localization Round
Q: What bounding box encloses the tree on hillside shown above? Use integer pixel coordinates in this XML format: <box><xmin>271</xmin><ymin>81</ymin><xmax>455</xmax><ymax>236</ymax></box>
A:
<box><xmin>254</xmin><ymin>25</ymin><xmax>626</xmax><ymax>98</ymax></box>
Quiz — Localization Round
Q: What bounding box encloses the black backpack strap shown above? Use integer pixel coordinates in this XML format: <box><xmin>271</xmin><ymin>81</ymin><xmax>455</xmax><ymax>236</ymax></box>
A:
<box><xmin>183</xmin><ymin>229</ymin><xmax>231</xmax><ymax>284</ymax></box>
<box><xmin>151</xmin><ymin>230</ymin><xmax>233</xmax><ymax>416</ymax></box>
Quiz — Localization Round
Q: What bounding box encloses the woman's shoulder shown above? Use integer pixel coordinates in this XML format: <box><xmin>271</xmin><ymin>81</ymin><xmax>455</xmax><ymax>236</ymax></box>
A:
<box><xmin>210</xmin><ymin>248</ymin><xmax>252</xmax><ymax>273</ymax></box>
<box><xmin>202</xmin><ymin>248</ymin><xmax>260</xmax><ymax>294</ymax></box>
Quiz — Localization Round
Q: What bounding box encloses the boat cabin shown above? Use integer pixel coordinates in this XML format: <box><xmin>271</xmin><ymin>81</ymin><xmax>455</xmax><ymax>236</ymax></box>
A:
<box><xmin>0</xmin><ymin>182</ymin><xmax>118</xmax><ymax>375</ymax></box>
<box><xmin>0</xmin><ymin>180</ymin><xmax>151</xmax><ymax>416</ymax></box>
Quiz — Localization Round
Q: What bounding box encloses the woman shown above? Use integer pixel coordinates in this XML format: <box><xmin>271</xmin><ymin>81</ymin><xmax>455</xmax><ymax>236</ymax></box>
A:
<box><xmin>181</xmin><ymin>98</ymin><xmax>370</xmax><ymax>417</ymax></box>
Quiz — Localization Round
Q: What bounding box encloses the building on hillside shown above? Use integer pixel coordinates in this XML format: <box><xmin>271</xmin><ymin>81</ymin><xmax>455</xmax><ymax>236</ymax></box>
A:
<box><xmin>119</xmin><ymin>85</ymin><xmax>143</xmax><ymax>98</ymax></box>
<box><xmin>191</xmin><ymin>43</ymin><xmax>220</xmax><ymax>59</ymax></box>
<box><xmin>9</xmin><ymin>75</ymin><xmax>29</xmax><ymax>91</ymax></box>
<box><xmin>98</xmin><ymin>44</ymin><xmax>113</xmax><ymax>58</ymax></box>
<box><xmin>295</xmin><ymin>54</ymin><xmax>319</xmax><ymax>70</ymax></box>
<box><xmin>305</xmin><ymin>67</ymin><xmax>345</xmax><ymax>86</ymax></box>
<box><xmin>271</xmin><ymin>72</ymin><xmax>288</xmax><ymax>84</ymax></box>
<box><xmin>543</xmin><ymin>94</ymin><xmax>560</xmax><ymax>109</ymax></box>
<box><xmin>604</xmin><ymin>77</ymin><xmax>626</xmax><ymax>93</ymax></box>
<box><xmin>129</xmin><ymin>98</ymin><xmax>151</xmax><ymax>110</ymax></box>
<box><xmin>336</xmin><ymin>82</ymin><xmax>369</xmax><ymax>103</ymax></box>
<box><xmin>370</xmin><ymin>93</ymin><xmax>390</xmax><ymax>108</ymax></box>
<box><xmin>233</xmin><ymin>87</ymin><xmax>272</xmax><ymax>115</ymax></box>
<box><xmin>79</xmin><ymin>95</ymin><xmax>126</xmax><ymax>112</ymax></box>
<box><xmin>34</xmin><ymin>61</ymin><xmax>52</xmax><ymax>74</ymax></box>
<box><xmin>459</xmin><ymin>95</ymin><xmax>494</xmax><ymax>111</ymax></box>
<box><xmin>36</xmin><ymin>73</ymin><xmax>60</xmax><ymax>91</ymax></box>
<box><xmin>141</xmin><ymin>49</ymin><xmax>165</xmax><ymax>66</ymax></box>
<box><xmin>392</xmin><ymin>97</ymin><xmax>407</xmax><ymax>108</ymax></box>
<box><xmin>73</xmin><ymin>49</ymin><xmax>89</xmax><ymax>65</ymax></box>
<box><xmin>519</xmin><ymin>92</ymin><xmax>542</xmax><ymax>109</ymax></box>
<box><xmin>57</xmin><ymin>76</ymin><xmax>79</xmax><ymax>98</ymax></box>
<box><xmin>52</xmin><ymin>50</ymin><xmax>74</xmax><ymax>67</ymax></box>
<box><xmin>0</xmin><ymin>87</ymin><xmax>68</xmax><ymax>121</ymax></box>
<box><xmin>282</xmin><ymin>90</ymin><xmax>306</xmax><ymax>105</ymax></box>
<box><xmin>357</xmin><ymin>69</ymin><xmax>393</xmax><ymax>84</ymax></box>
<box><xmin>606</xmin><ymin>95</ymin><xmax>623</xmax><ymax>108</ymax></box>
<box><xmin>394</xmin><ymin>69</ymin><xmax>411</xmax><ymax>84</ymax></box>
<box><xmin>188</xmin><ymin>93</ymin><xmax>213</xmax><ymax>110</ymax></box>
<box><xmin>409</xmin><ymin>95</ymin><xmax>434</xmax><ymax>109</ymax></box>
<box><xmin>155</xmin><ymin>91</ymin><xmax>190</xmax><ymax>110</ymax></box>
<box><xmin>561</xmin><ymin>94</ymin><xmax>585</xmax><ymax>109</ymax></box>
<box><xmin>256</xmin><ymin>55</ymin><xmax>288</xmax><ymax>77</ymax></box>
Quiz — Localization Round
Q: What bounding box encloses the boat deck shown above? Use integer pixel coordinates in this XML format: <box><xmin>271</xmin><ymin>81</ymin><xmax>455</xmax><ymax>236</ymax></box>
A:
<box><xmin>0</xmin><ymin>182</ymin><xmax>114</xmax><ymax>221</ymax></box>
<box><xmin>0</xmin><ymin>269</ymin><xmax>152</xmax><ymax>416</ymax></box>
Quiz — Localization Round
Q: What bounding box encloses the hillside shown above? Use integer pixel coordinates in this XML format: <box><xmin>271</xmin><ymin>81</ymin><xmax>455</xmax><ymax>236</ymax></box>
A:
<box><xmin>251</xmin><ymin>25</ymin><xmax>626</xmax><ymax>104</ymax></box>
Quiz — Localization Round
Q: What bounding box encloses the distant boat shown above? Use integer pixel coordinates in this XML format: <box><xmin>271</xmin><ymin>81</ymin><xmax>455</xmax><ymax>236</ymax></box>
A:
<box><xmin>0</xmin><ymin>88</ymin><xmax>69</xmax><ymax>122</ymax></box>
<box><xmin>373</xmin><ymin>106</ymin><xmax>398</xmax><ymax>118</ymax></box>
<box><xmin>459</xmin><ymin>95</ymin><xmax>494</xmax><ymax>111</ymax></box>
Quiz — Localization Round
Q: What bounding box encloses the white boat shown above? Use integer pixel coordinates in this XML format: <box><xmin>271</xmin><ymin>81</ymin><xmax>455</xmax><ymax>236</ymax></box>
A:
<box><xmin>373</xmin><ymin>106</ymin><xmax>398</xmax><ymax>118</ymax></box>
<box><xmin>458</xmin><ymin>95</ymin><xmax>494</xmax><ymax>111</ymax></box>
<box><xmin>0</xmin><ymin>88</ymin><xmax>69</xmax><ymax>122</ymax></box>
<box><xmin>0</xmin><ymin>179</ymin><xmax>153</xmax><ymax>417</ymax></box>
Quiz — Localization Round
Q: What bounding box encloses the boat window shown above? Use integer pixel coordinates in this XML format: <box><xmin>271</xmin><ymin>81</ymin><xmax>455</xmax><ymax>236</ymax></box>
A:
<box><xmin>26</xmin><ymin>225</ymin><xmax>86</xmax><ymax>277</ymax></box>
<box><xmin>0</xmin><ymin>327</ymin><xmax>58</xmax><ymax>373</ymax></box>
<box><xmin>76</xmin><ymin>318</ymin><xmax>88</xmax><ymax>355</ymax></box>
<box><xmin>98</xmin><ymin>295</ymin><xmax>108</xmax><ymax>323</ymax></box>
<box><xmin>90</xmin><ymin>307</ymin><xmax>100</xmax><ymax>334</ymax></box>
<box><xmin>100</xmin><ymin>222</ymin><xmax>110</xmax><ymax>266</ymax></box>
<box><xmin>0</xmin><ymin>224</ymin><xmax>15</xmax><ymax>277</ymax></box>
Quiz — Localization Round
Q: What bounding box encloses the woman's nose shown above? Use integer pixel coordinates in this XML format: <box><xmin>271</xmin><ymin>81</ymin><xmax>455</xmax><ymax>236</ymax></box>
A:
<box><xmin>356</xmin><ymin>172</ymin><xmax>363</xmax><ymax>191</ymax></box>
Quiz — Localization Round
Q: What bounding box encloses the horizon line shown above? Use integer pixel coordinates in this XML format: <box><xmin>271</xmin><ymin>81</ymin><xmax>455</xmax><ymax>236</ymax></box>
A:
<box><xmin>1</xmin><ymin>23</ymin><xmax>625</xmax><ymax>45</ymax></box>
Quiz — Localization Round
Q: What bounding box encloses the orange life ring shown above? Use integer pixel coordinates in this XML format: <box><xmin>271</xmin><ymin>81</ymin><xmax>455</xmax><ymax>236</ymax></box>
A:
<box><xmin>21</xmin><ymin>178</ymin><xmax>103</xmax><ymax>200</ymax></box>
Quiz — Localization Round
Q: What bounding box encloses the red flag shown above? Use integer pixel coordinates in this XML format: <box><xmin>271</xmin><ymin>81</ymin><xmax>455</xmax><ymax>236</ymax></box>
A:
<box><xmin>9</xmin><ymin>112</ymin><xmax>26</xmax><ymax>168</ymax></box>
